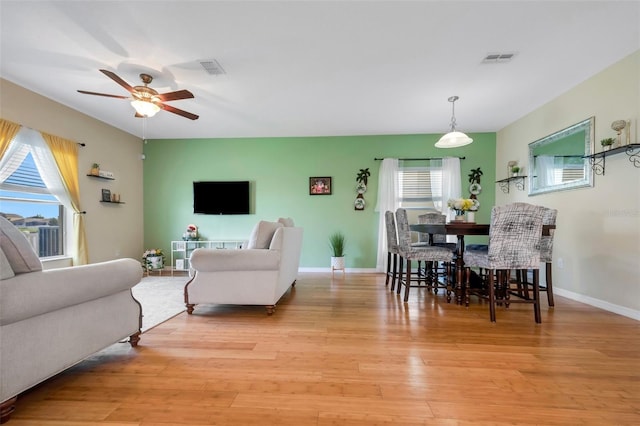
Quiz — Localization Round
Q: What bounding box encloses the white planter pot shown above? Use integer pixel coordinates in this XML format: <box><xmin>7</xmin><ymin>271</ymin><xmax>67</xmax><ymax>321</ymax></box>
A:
<box><xmin>466</xmin><ymin>211</ymin><xmax>475</xmax><ymax>223</ymax></box>
<box><xmin>331</xmin><ymin>256</ymin><xmax>345</xmax><ymax>270</ymax></box>
<box><xmin>146</xmin><ymin>256</ymin><xmax>164</xmax><ymax>270</ymax></box>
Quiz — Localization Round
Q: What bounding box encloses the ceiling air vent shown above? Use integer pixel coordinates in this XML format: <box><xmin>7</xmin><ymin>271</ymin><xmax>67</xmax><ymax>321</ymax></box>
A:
<box><xmin>482</xmin><ymin>52</ymin><xmax>516</xmax><ymax>64</ymax></box>
<box><xmin>199</xmin><ymin>59</ymin><xmax>226</xmax><ymax>75</ymax></box>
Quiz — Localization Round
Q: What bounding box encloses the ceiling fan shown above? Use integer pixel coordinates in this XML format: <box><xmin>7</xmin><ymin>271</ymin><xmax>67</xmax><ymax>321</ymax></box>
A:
<box><xmin>78</xmin><ymin>69</ymin><xmax>199</xmax><ymax>120</ymax></box>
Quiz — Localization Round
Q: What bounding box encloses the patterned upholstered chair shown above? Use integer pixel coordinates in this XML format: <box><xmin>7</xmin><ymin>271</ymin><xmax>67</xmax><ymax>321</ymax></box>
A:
<box><xmin>463</xmin><ymin>203</ymin><xmax>545</xmax><ymax>322</ymax></box>
<box><xmin>395</xmin><ymin>208</ymin><xmax>454</xmax><ymax>303</ymax></box>
<box><xmin>515</xmin><ymin>207</ymin><xmax>558</xmax><ymax>307</ymax></box>
<box><xmin>384</xmin><ymin>211</ymin><xmax>401</xmax><ymax>291</ymax></box>
<box><xmin>417</xmin><ymin>212</ymin><xmax>457</xmax><ymax>294</ymax></box>
<box><xmin>539</xmin><ymin>208</ymin><xmax>558</xmax><ymax>306</ymax></box>
<box><xmin>417</xmin><ymin>212</ymin><xmax>455</xmax><ymax>249</ymax></box>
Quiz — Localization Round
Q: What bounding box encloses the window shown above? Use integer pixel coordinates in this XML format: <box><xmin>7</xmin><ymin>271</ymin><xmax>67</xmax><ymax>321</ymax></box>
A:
<box><xmin>398</xmin><ymin>160</ymin><xmax>442</xmax><ymax>224</ymax></box>
<box><xmin>0</xmin><ymin>152</ymin><xmax>65</xmax><ymax>257</ymax></box>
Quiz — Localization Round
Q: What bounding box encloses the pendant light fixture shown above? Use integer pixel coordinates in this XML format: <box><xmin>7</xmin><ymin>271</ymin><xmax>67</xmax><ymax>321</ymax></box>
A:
<box><xmin>435</xmin><ymin>95</ymin><xmax>473</xmax><ymax>148</ymax></box>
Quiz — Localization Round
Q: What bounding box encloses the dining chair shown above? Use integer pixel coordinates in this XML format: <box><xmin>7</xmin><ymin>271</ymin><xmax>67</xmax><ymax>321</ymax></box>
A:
<box><xmin>395</xmin><ymin>208</ymin><xmax>454</xmax><ymax>303</ymax></box>
<box><xmin>515</xmin><ymin>207</ymin><xmax>557</xmax><ymax>306</ymax></box>
<box><xmin>463</xmin><ymin>202</ymin><xmax>545</xmax><ymax>322</ymax></box>
<box><xmin>417</xmin><ymin>212</ymin><xmax>457</xmax><ymax>294</ymax></box>
<box><xmin>384</xmin><ymin>211</ymin><xmax>401</xmax><ymax>291</ymax></box>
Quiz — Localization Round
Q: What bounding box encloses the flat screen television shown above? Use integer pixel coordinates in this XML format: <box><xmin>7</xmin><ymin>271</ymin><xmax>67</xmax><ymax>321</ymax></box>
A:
<box><xmin>193</xmin><ymin>181</ymin><xmax>250</xmax><ymax>215</ymax></box>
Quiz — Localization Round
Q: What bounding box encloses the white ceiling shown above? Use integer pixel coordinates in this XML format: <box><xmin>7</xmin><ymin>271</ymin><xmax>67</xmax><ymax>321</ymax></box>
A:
<box><xmin>1</xmin><ymin>1</ymin><xmax>639</xmax><ymax>140</ymax></box>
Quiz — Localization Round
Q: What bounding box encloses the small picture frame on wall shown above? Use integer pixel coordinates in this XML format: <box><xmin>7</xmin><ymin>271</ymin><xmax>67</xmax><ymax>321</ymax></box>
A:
<box><xmin>101</xmin><ymin>189</ymin><xmax>111</xmax><ymax>202</ymax></box>
<box><xmin>309</xmin><ymin>177</ymin><xmax>332</xmax><ymax>195</ymax></box>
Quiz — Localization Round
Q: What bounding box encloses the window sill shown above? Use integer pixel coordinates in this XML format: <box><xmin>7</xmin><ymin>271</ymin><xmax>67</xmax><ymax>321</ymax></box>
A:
<box><xmin>41</xmin><ymin>256</ymin><xmax>73</xmax><ymax>270</ymax></box>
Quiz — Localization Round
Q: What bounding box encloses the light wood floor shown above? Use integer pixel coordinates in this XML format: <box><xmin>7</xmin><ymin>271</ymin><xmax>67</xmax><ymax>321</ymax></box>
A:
<box><xmin>10</xmin><ymin>273</ymin><xmax>640</xmax><ymax>425</ymax></box>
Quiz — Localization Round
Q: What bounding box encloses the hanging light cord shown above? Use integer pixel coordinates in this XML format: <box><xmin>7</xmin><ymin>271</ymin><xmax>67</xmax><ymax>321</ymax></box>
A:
<box><xmin>448</xmin><ymin>95</ymin><xmax>459</xmax><ymax>132</ymax></box>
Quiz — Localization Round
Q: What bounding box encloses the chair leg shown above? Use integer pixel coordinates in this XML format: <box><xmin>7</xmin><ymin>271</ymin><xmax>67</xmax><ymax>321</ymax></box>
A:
<box><xmin>546</xmin><ymin>262</ymin><xmax>554</xmax><ymax>307</ymax></box>
<box><xmin>464</xmin><ymin>266</ymin><xmax>471</xmax><ymax>307</ymax></box>
<box><xmin>533</xmin><ymin>269</ymin><xmax>541</xmax><ymax>323</ymax></box>
<box><xmin>396</xmin><ymin>256</ymin><xmax>404</xmax><ymax>294</ymax></box>
<box><xmin>403</xmin><ymin>259</ymin><xmax>411</xmax><ymax>302</ymax></box>
<box><xmin>488</xmin><ymin>269</ymin><xmax>496</xmax><ymax>322</ymax></box>
<box><xmin>446</xmin><ymin>262</ymin><xmax>453</xmax><ymax>303</ymax></box>
<box><xmin>501</xmin><ymin>270</ymin><xmax>510</xmax><ymax>308</ymax></box>
<box><xmin>385</xmin><ymin>251</ymin><xmax>391</xmax><ymax>286</ymax></box>
<box><xmin>390</xmin><ymin>253</ymin><xmax>397</xmax><ymax>291</ymax></box>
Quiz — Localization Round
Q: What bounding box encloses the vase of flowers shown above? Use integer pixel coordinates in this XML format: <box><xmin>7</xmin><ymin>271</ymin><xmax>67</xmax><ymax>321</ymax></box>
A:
<box><xmin>142</xmin><ymin>248</ymin><xmax>165</xmax><ymax>271</ymax></box>
<box><xmin>447</xmin><ymin>198</ymin><xmax>474</xmax><ymax>222</ymax></box>
<box><xmin>182</xmin><ymin>224</ymin><xmax>198</xmax><ymax>241</ymax></box>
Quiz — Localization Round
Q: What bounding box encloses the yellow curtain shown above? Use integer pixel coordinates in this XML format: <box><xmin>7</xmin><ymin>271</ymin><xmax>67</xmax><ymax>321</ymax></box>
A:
<box><xmin>0</xmin><ymin>118</ymin><xmax>22</xmax><ymax>160</ymax></box>
<box><xmin>41</xmin><ymin>132</ymin><xmax>89</xmax><ymax>265</ymax></box>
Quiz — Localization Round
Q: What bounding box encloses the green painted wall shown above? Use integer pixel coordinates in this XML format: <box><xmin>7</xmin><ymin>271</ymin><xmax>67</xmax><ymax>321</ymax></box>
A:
<box><xmin>143</xmin><ymin>132</ymin><xmax>496</xmax><ymax>268</ymax></box>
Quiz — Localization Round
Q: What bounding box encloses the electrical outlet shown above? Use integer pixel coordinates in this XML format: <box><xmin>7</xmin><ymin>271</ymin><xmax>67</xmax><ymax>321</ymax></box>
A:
<box><xmin>557</xmin><ymin>257</ymin><xmax>564</xmax><ymax>269</ymax></box>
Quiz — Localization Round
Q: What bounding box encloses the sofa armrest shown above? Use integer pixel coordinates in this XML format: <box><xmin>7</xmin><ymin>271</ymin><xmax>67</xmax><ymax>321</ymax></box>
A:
<box><xmin>0</xmin><ymin>258</ymin><xmax>142</xmax><ymax>325</ymax></box>
<box><xmin>190</xmin><ymin>248</ymin><xmax>280</xmax><ymax>272</ymax></box>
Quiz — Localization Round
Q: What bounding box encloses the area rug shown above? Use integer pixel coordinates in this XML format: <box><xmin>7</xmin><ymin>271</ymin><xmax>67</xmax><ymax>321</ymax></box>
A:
<box><xmin>131</xmin><ymin>274</ymin><xmax>190</xmax><ymax>331</ymax></box>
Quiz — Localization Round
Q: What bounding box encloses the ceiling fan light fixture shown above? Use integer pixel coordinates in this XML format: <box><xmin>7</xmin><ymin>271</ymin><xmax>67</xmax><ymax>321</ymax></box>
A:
<box><xmin>131</xmin><ymin>100</ymin><xmax>161</xmax><ymax>117</ymax></box>
<box><xmin>435</xmin><ymin>95</ymin><xmax>473</xmax><ymax>148</ymax></box>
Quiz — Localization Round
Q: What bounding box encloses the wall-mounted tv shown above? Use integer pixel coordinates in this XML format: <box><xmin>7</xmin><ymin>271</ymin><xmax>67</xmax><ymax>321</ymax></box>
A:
<box><xmin>193</xmin><ymin>181</ymin><xmax>250</xmax><ymax>215</ymax></box>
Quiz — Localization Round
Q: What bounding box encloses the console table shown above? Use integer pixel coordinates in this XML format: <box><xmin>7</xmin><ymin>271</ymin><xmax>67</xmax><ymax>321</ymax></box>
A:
<box><xmin>170</xmin><ymin>240</ymin><xmax>244</xmax><ymax>276</ymax></box>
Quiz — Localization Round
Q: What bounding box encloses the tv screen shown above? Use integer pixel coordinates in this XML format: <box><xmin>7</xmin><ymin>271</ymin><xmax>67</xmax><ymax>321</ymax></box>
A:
<box><xmin>193</xmin><ymin>181</ymin><xmax>250</xmax><ymax>215</ymax></box>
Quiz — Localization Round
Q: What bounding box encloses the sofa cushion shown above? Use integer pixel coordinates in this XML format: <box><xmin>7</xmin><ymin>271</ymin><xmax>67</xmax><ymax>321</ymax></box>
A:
<box><xmin>278</xmin><ymin>217</ymin><xmax>295</xmax><ymax>227</ymax></box>
<box><xmin>0</xmin><ymin>247</ymin><xmax>15</xmax><ymax>280</ymax></box>
<box><xmin>247</xmin><ymin>221</ymin><xmax>283</xmax><ymax>249</ymax></box>
<box><xmin>0</xmin><ymin>216</ymin><xmax>42</xmax><ymax>274</ymax></box>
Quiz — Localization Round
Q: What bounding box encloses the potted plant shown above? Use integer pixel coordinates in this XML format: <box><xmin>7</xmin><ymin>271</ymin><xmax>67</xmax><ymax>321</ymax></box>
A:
<box><xmin>329</xmin><ymin>232</ymin><xmax>346</xmax><ymax>272</ymax></box>
<box><xmin>90</xmin><ymin>163</ymin><xmax>100</xmax><ymax>176</ymax></box>
<box><xmin>142</xmin><ymin>248</ymin><xmax>165</xmax><ymax>272</ymax></box>
<box><xmin>600</xmin><ymin>137</ymin><xmax>615</xmax><ymax>151</ymax></box>
<box><xmin>511</xmin><ymin>165</ymin><xmax>521</xmax><ymax>177</ymax></box>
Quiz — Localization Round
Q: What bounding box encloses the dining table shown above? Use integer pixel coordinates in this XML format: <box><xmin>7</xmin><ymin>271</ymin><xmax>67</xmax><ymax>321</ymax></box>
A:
<box><xmin>410</xmin><ymin>222</ymin><xmax>555</xmax><ymax>305</ymax></box>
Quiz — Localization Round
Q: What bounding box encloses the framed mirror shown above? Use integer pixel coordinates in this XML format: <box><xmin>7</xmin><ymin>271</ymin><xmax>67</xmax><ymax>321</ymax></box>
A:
<box><xmin>528</xmin><ymin>117</ymin><xmax>594</xmax><ymax>196</ymax></box>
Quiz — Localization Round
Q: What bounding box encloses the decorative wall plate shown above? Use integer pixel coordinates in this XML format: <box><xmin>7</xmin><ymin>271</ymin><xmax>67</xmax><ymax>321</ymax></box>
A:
<box><xmin>356</xmin><ymin>182</ymin><xmax>367</xmax><ymax>194</ymax></box>
<box><xmin>354</xmin><ymin>197</ymin><xmax>365</xmax><ymax>210</ymax></box>
<box><xmin>469</xmin><ymin>183</ymin><xmax>482</xmax><ymax>195</ymax></box>
<box><xmin>471</xmin><ymin>199</ymin><xmax>480</xmax><ymax>210</ymax></box>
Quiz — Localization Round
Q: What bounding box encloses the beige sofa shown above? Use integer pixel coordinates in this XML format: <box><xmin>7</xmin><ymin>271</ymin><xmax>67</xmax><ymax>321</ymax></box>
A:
<box><xmin>185</xmin><ymin>219</ymin><xmax>303</xmax><ymax>315</ymax></box>
<box><xmin>0</xmin><ymin>217</ymin><xmax>142</xmax><ymax>423</ymax></box>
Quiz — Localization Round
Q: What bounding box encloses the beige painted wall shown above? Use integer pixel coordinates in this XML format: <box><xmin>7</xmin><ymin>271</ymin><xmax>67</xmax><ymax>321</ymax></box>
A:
<box><xmin>496</xmin><ymin>51</ymin><xmax>640</xmax><ymax>318</ymax></box>
<box><xmin>1</xmin><ymin>79</ymin><xmax>144</xmax><ymax>264</ymax></box>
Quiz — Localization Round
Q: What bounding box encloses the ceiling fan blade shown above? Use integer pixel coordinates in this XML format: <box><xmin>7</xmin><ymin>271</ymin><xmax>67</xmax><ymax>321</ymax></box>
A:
<box><xmin>99</xmin><ymin>69</ymin><xmax>135</xmax><ymax>93</ymax></box>
<box><xmin>77</xmin><ymin>90</ymin><xmax>129</xmax><ymax>99</ymax></box>
<box><xmin>156</xmin><ymin>89</ymin><xmax>194</xmax><ymax>102</ymax></box>
<box><xmin>160</xmin><ymin>103</ymin><xmax>199</xmax><ymax>120</ymax></box>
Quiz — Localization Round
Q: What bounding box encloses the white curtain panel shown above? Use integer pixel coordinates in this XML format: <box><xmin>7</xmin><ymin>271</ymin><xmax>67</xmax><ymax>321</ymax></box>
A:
<box><xmin>0</xmin><ymin>135</ymin><xmax>30</xmax><ymax>182</ymax></box>
<box><xmin>2</xmin><ymin>127</ymin><xmax>74</xmax><ymax>222</ymax></box>
<box><xmin>374</xmin><ymin>158</ymin><xmax>399</xmax><ymax>272</ymax></box>
<box><xmin>538</xmin><ymin>155</ymin><xmax>556</xmax><ymax>186</ymax></box>
<box><xmin>440</xmin><ymin>157</ymin><xmax>461</xmax><ymax>221</ymax></box>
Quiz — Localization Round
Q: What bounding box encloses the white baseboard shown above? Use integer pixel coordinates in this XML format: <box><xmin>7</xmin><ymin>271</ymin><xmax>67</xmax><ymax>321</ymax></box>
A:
<box><xmin>554</xmin><ymin>288</ymin><xmax>640</xmax><ymax>321</ymax></box>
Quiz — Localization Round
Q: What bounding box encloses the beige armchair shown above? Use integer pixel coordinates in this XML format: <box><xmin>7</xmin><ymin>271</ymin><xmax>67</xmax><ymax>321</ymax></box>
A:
<box><xmin>185</xmin><ymin>219</ymin><xmax>303</xmax><ymax>315</ymax></box>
